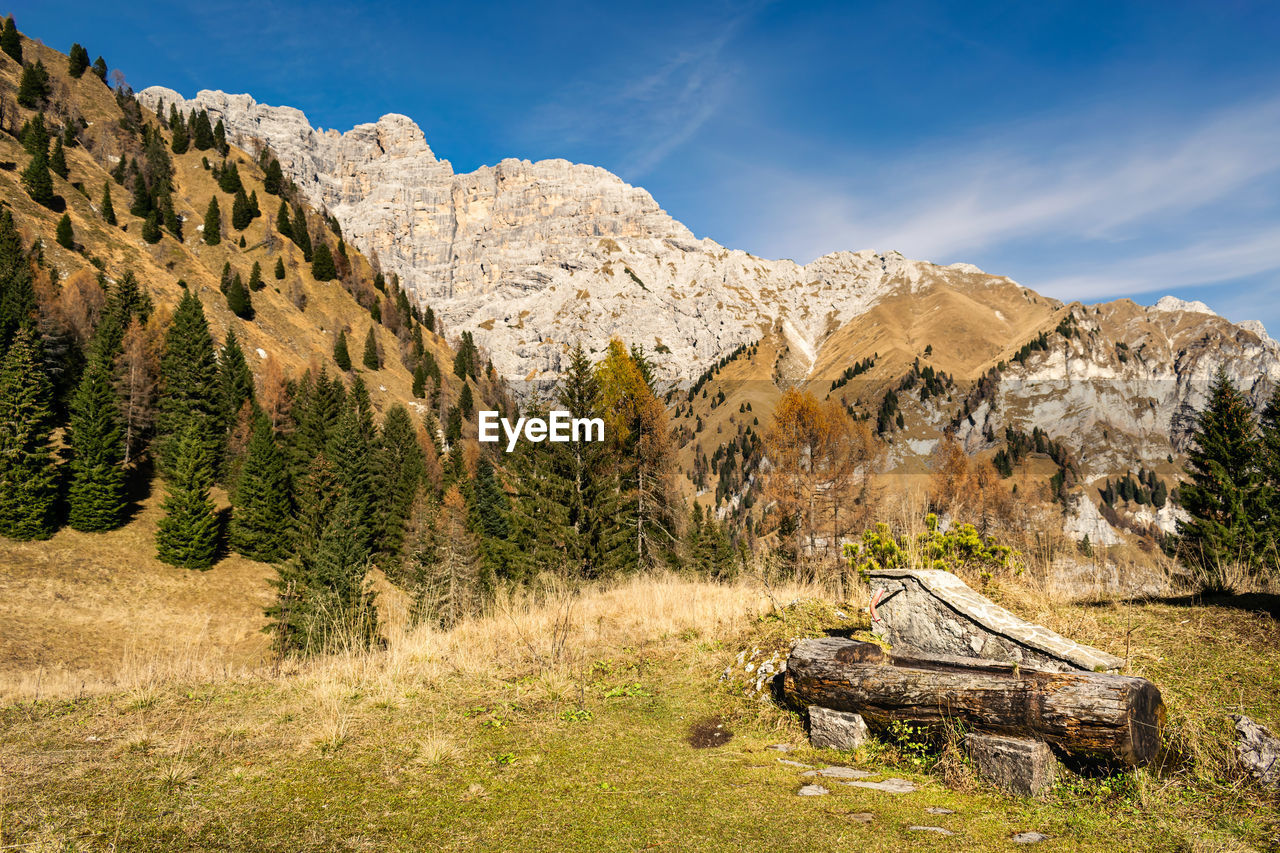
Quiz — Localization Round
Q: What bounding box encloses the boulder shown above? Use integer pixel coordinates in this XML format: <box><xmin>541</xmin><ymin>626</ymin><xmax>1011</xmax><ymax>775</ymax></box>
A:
<box><xmin>966</xmin><ymin>733</ymin><xmax>1056</xmax><ymax>797</ymax></box>
<box><xmin>808</xmin><ymin>705</ymin><xmax>870</xmax><ymax>751</ymax></box>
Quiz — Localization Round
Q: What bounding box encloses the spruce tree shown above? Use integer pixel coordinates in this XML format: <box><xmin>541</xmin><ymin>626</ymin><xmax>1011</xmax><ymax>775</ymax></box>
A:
<box><xmin>170</xmin><ymin>109</ymin><xmax>189</xmax><ymax>154</ymax></box>
<box><xmin>412</xmin><ymin>361</ymin><xmax>427</xmax><ymax>397</ymax></box>
<box><xmin>374</xmin><ymin>404</ymin><xmax>424</xmax><ymax>555</ymax></box>
<box><xmin>218</xmin><ymin>160</ymin><xmax>242</xmax><ymax>194</ymax></box>
<box><xmin>213</xmin><ymin>118</ymin><xmax>228</xmax><ymax>154</ymax></box>
<box><xmin>20</xmin><ymin>145</ymin><xmax>54</xmax><ymax>207</ymax></box>
<box><xmin>311</xmin><ymin>242</ymin><xmax>336</xmax><ymax>281</ymax></box>
<box><xmin>0</xmin><ymin>327</ymin><xmax>57</xmax><ymax>539</ymax></box>
<box><xmin>275</xmin><ymin>200</ymin><xmax>292</xmax><ymax>240</ymax></box>
<box><xmin>157</xmin><ymin>289</ymin><xmax>222</xmax><ymax>476</ymax></box>
<box><xmin>67</xmin><ymin>354</ymin><xmax>126</xmax><ymax>531</ymax></box>
<box><xmin>68</xmin><ymin>43</ymin><xmax>90</xmax><ymax>78</ymax></box>
<box><xmin>263</xmin><ymin>159</ymin><xmax>284</xmax><ymax>195</ymax></box>
<box><xmin>56</xmin><ymin>213</ymin><xmax>74</xmax><ymax>249</ymax></box>
<box><xmin>49</xmin><ymin>137</ymin><xmax>68</xmax><ymax>179</ymax></box>
<box><xmin>231</xmin><ymin>188</ymin><xmax>252</xmax><ymax>230</ymax></box>
<box><xmin>248</xmin><ymin>261</ymin><xmax>263</xmax><ymax>292</ymax></box>
<box><xmin>0</xmin><ymin>211</ymin><xmax>36</xmax><ymax>357</ymax></box>
<box><xmin>230</xmin><ymin>413</ymin><xmax>292</xmax><ymax>562</ymax></box>
<box><xmin>333</xmin><ymin>330</ymin><xmax>352</xmax><ymax>371</ymax></box>
<box><xmin>155</xmin><ymin>422</ymin><xmax>219</xmax><ymax>569</ymax></box>
<box><xmin>249</xmin><ymin>189</ymin><xmax>261</xmax><ymax>218</ymax></box>
<box><xmin>274</xmin><ymin>256</ymin><xmax>286</xmax><ymax>280</ymax></box>
<box><xmin>159</xmin><ymin>190</ymin><xmax>181</xmax><ymax>239</ymax></box>
<box><xmin>225</xmin><ymin>273</ymin><xmax>251</xmax><ymax>319</ymax></box>
<box><xmin>1178</xmin><ymin>368</ymin><xmax>1266</xmax><ymax>585</ymax></box>
<box><xmin>17</xmin><ymin>60</ymin><xmax>49</xmax><ymax>109</ymax></box>
<box><xmin>361</xmin><ymin>326</ymin><xmax>379</xmax><ymax>369</ymax></box>
<box><xmin>203</xmin><ymin>196</ymin><xmax>221</xmax><ymax>245</ymax></box>
<box><xmin>141</xmin><ymin>210</ymin><xmax>162</xmax><ymax>244</ymax></box>
<box><xmin>129</xmin><ymin>170</ymin><xmax>150</xmax><ymax>217</ymax></box>
<box><xmin>218</xmin><ymin>330</ymin><xmax>255</xmax><ymax>429</ymax></box>
<box><xmin>21</xmin><ymin>113</ymin><xmax>49</xmax><ymax>157</ymax></box>
<box><xmin>191</xmin><ymin>110</ymin><xmax>214</xmax><ymax>150</ymax></box>
<box><xmin>458</xmin><ymin>381</ymin><xmax>473</xmax><ymax>419</ymax></box>
<box><xmin>291</xmin><ymin>205</ymin><xmax>312</xmax><ymax>259</ymax></box>
<box><xmin>1</xmin><ymin>16</ymin><xmax>20</xmax><ymax>63</ymax></box>
<box><xmin>92</xmin><ymin>56</ymin><xmax>107</xmax><ymax>83</ymax></box>
<box><xmin>1260</xmin><ymin>387</ymin><xmax>1280</xmax><ymax>551</ymax></box>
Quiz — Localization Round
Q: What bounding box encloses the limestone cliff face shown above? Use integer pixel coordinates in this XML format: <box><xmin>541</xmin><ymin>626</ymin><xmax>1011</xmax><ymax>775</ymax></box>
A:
<box><xmin>139</xmin><ymin>87</ymin><xmax>984</xmax><ymax>381</ymax></box>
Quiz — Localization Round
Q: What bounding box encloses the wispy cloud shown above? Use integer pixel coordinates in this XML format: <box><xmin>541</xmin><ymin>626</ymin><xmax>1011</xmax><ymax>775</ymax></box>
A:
<box><xmin>733</xmin><ymin>92</ymin><xmax>1280</xmax><ymax>307</ymax></box>
<box><xmin>525</xmin><ymin>7</ymin><xmax>764</xmax><ymax>177</ymax></box>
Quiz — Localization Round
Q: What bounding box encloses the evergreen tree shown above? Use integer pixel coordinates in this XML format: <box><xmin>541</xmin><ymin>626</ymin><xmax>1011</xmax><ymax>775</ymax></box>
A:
<box><xmin>158</xmin><ymin>190</ymin><xmax>181</xmax><ymax>239</ymax></box>
<box><xmin>129</xmin><ymin>170</ymin><xmax>150</xmax><ymax>217</ymax></box>
<box><xmin>248</xmin><ymin>261</ymin><xmax>263</xmax><ymax>292</ymax></box>
<box><xmin>263</xmin><ymin>158</ymin><xmax>284</xmax><ymax>195</ymax></box>
<box><xmin>170</xmin><ymin>108</ymin><xmax>189</xmax><ymax>153</ymax></box>
<box><xmin>248</xmin><ymin>190</ymin><xmax>261</xmax><ymax>218</ymax></box>
<box><xmin>0</xmin><ymin>327</ymin><xmax>57</xmax><ymax>540</ymax></box>
<box><xmin>141</xmin><ymin>210</ymin><xmax>162</xmax><ymax>244</ymax></box>
<box><xmin>361</xmin><ymin>326</ymin><xmax>379</xmax><ymax>369</ymax></box>
<box><xmin>17</xmin><ymin>60</ymin><xmax>50</xmax><ymax>109</ymax></box>
<box><xmin>68</xmin><ymin>43</ymin><xmax>91</xmax><ymax>78</ymax></box>
<box><xmin>191</xmin><ymin>110</ymin><xmax>214</xmax><ymax>150</ymax></box>
<box><xmin>21</xmin><ymin>113</ymin><xmax>49</xmax><ymax>157</ymax></box>
<box><xmin>213</xmin><ymin>118</ymin><xmax>228</xmax><ymax>154</ymax></box>
<box><xmin>92</xmin><ymin>56</ymin><xmax>107</xmax><ymax>82</ymax></box>
<box><xmin>66</xmin><ymin>354</ymin><xmax>126</xmax><ymax>531</ymax></box>
<box><xmin>291</xmin><ymin>205</ymin><xmax>311</xmax><ymax>259</ymax></box>
<box><xmin>157</xmin><ymin>290</ymin><xmax>221</xmax><ymax>477</ymax></box>
<box><xmin>218</xmin><ymin>330</ymin><xmax>255</xmax><ymax>426</ymax></box>
<box><xmin>327</xmin><ymin>400</ymin><xmax>375</xmax><ymax>545</ymax></box>
<box><xmin>230</xmin><ymin>413</ymin><xmax>292</xmax><ymax>562</ymax></box>
<box><xmin>48</xmin><ymin>137</ymin><xmax>68</xmax><ymax>179</ymax></box>
<box><xmin>557</xmin><ymin>342</ymin><xmax>604</xmax><ymax>573</ymax></box>
<box><xmin>412</xmin><ymin>361</ymin><xmax>427</xmax><ymax>398</ymax></box>
<box><xmin>20</xmin><ymin>145</ymin><xmax>54</xmax><ymax>207</ymax></box>
<box><xmin>56</xmin><ymin>213</ymin><xmax>74</xmax><ymax>249</ymax></box>
<box><xmin>275</xmin><ymin>200</ymin><xmax>292</xmax><ymax>240</ymax></box>
<box><xmin>155</xmin><ymin>422</ymin><xmax>219</xmax><ymax>569</ymax></box>
<box><xmin>374</xmin><ymin>404</ymin><xmax>424</xmax><ymax>555</ymax></box>
<box><xmin>1178</xmin><ymin>369</ymin><xmax>1266</xmax><ymax>585</ymax></box>
<box><xmin>311</xmin><ymin>242</ymin><xmax>336</xmax><ymax>281</ymax></box>
<box><xmin>202</xmin><ymin>196</ymin><xmax>221</xmax><ymax>245</ymax></box>
<box><xmin>218</xmin><ymin>160</ymin><xmax>243</xmax><ymax>194</ymax></box>
<box><xmin>333</xmin><ymin>330</ymin><xmax>352</xmax><ymax>371</ymax></box>
<box><xmin>230</xmin><ymin>188</ymin><xmax>252</xmax><ymax>230</ymax></box>
<box><xmin>226</xmin><ymin>273</ymin><xmax>253</xmax><ymax>319</ymax></box>
<box><xmin>1260</xmin><ymin>387</ymin><xmax>1280</xmax><ymax>550</ymax></box>
<box><xmin>1</xmin><ymin>16</ymin><xmax>20</xmax><ymax>63</ymax></box>
<box><xmin>272</xmin><ymin>257</ymin><xmax>285</xmax><ymax>281</ymax></box>
<box><xmin>458</xmin><ymin>381</ymin><xmax>473</xmax><ymax>419</ymax></box>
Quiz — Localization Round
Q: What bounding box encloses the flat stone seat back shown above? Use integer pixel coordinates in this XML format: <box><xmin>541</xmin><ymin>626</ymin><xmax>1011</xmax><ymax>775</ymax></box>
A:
<box><xmin>870</xmin><ymin>569</ymin><xmax>1124</xmax><ymax>673</ymax></box>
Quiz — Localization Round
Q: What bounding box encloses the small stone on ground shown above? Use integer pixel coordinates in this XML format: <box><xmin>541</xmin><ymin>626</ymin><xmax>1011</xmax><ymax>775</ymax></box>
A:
<box><xmin>926</xmin><ymin>806</ymin><xmax>956</xmax><ymax>815</ymax></box>
<box><xmin>909</xmin><ymin>826</ymin><xmax>955</xmax><ymax>836</ymax></box>
<box><xmin>778</xmin><ymin>759</ymin><xmax>813</xmax><ymax>768</ymax></box>
<box><xmin>797</xmin><ymin>784</ymin><xmax>830</xmax><ymax>796</ymax></box>
<box><xmin>1012</xmin><ymin>832</ymin><xmax>1049</xmax><ymax>844</ymax></box>
<box><xmin>843</xmin><ymin>777</ymin><xmax>917</xmax><ymax>793</ymax></box>
<box><xmin>766</xmin><ymin>743</ymin><xmax>793</xmax><ymax>752</ymax></box>
<box><xmin>801</xmin><ymin>766</ymin><xmax>874</xmax><ymax>779</ymax></box>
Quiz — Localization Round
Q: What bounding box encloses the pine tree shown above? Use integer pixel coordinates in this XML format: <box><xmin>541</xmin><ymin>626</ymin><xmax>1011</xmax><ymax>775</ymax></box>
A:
<box><xmin>170</xmin><ymin>108</ymin><xmax>189</xmax><ymax>154</ymax></box>
<box><xmin>49</xmin><ymin>137</ymin><xmax>68</xmax><ymax>179</ymax></box>
<box><xmin>157</xmin><ymin>289</ymin><xmax>222</xmax><ymax>477</ymax></box>
<box><xmin>291</xmin><ymin>205</ymin><xmax>311</xmax><ymax>259</ymax></box>
<box><xmin>20</xmin><ymin>145</ymin><xmax>54</xmax><ymax>207</ymax></box>
<box><xmin>1178</xmin><ymin>369</ymin><xmax>1266</xmax><ymax>585</ymax></box>
<box><xmin>0</xmin><ymin>327</ymin><xmax>57</xmax><ymax>540</ymax></box>
<box><xmin>275</xmin><ymin>200</ymin><xmax>292</xmax><ymax>240</ymax></box>
<box><xmin>231</xmin><ymin>188</ymin><xmax>252</xmax><ymax>230</ymax></box>
<box><xmin>230</xmin><ymin>413</ymin><xmax>292</xmax><ymax>562</ymax></box>
<box><xmin>361</xmin><ymin>326</ymin><xmax>379</xmax><ymax>369</ymax></box>
<box><xmin>333</xmin><ymin>330</ymin><xmax>352</xmax><ymax>371</ymax></box>
<box><xmin>203</xmin><ymin>196</ymin><xmax>221</xmax><ymax>245</ymax></box>
<box><xmin>155</xmin><ymin>422</ymin><xmax>219</xmax><ymax>569</ymax></box>
<box><xmin>17</xmin><ymin>61</ymin><xmax>50</xmax><ymax>109</ymax></box>
<box><xmin>68</xmin><ymin>43</ymin><xmax>90</xmax><ymax>78</ymax></box>
<box><xmin>263</xmin><ymin>159</ymin><xmax>284</xmax><ymax>195</ymax></box>
<box><xmin>1</xmin><ymin>16</ymin><xmax>21</xmax><ymax>63</ymax></box>
<box><xmin>141</xmin><ymin>210</ymin><xmax>162</xmax><ymax>244</ymax></box>
<box><xmin>67</xmin><ymin>354</ymin><xmax>126</xmax><ymax>531</ymax></box>
<box><xmin>226</xmin><ymin>273</ymin><xmax>253</xmax><ymax>319</ymax></box>
<box><xmin>248</xmin><ymin>261</ymin><xmax>263</xmax><ymax>292</ymax></box>
<box><xmin>311</xmin><ymin>242</ymin><xmax>336</xmax><ymax>281</ymax></box>
<box><xmin>274</xmin><ymin>256</ymin><xmax>285</xmax><ymax>280</ymax></box>
<box><xmin>191</xmin><ymin>110</ymin><xmax>214</xmax><ymax>150</ymax></box>
<box><xmin>92</xmin><ymin>56</ymin><xmax>107</xmax><ymax>83</ymax></box>
<box><xmin>56</xmin><ymin>213</ymin><xmax>74</xmax><ymax>249</ymax></box>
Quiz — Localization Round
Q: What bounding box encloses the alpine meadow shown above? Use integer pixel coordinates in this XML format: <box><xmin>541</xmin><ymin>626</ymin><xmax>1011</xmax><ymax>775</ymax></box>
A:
<box><xmin>1</xmin><ymin>8</ymin><xmax>1280</xmax><ymax>852</ymax></box>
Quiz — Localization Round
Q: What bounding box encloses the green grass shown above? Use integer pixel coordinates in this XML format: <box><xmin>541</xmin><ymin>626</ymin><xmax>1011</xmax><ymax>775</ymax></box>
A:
<box><xmin>3</xmin><ymin>599</ymin><xmax>1279</xmax><ymax>851</ymax></box>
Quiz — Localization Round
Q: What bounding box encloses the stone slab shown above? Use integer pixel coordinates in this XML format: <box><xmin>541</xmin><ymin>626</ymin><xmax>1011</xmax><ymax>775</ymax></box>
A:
<box><xmin>808</xmin><ymin>705</ymin><xmax>870</xmax><ymax>751</ymax></box>
<box><xmin>966</xmin><ymin>733</ymin><xmax>1056</xmax><ymax>797</ymax></box>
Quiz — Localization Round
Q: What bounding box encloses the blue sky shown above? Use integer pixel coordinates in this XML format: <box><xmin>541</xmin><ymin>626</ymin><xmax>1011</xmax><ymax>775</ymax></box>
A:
<box><xmin>13</xmin><ymin>1</ymin><xmax>1280</xmax><ymax>330</ymax></box>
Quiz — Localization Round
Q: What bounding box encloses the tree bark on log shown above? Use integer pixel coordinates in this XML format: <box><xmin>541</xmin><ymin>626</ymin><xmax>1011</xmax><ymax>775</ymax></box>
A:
<box><xmin>784</xmin><ymin>638</ymin><xmax>1164</xmax><ymax>766</ymax></box>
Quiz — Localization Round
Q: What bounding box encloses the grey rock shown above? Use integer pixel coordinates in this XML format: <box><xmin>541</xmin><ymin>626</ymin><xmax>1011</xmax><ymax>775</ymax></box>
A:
<box><xmin>797</xmin><ymin>784</ymin><xmax>830</xmax><ymax>796</ymax></box>
<box><xmin>965</xmin><ymin>734</ymin><xmax>1056</xmax><ymax>797</ymax></box>
<box><xmin>766</xmin><ymin>743</ymin><xmax>794</xmax><ymax>752</ymax></box>
<box><xmin>801</xmin><ymin>766</ymin><xmax>874</xmax><ymax>780</ymax></box>
<box><xmin>778</xmin><ymin>759</ymin><xmax>813</xmax><ymax>768</ymax></box>
<box><xmin>869</xmin><ymin>569</ymin><xmax>1125</xmax><ymax>673</ymax></box>
<box><xmin>808</xmin><ymin>705</ymin><xmax>870</xmax><ymax>751</ymax></box>
<box><xmin>925</xmin><ymin>806</ymin><xmax>956</xmax><ymax>814</ymax></box>
<box><xmin>908</xmin><ymin>826</ymin><xmax>955</xmax><ymax>836</ymax></box>
<box><xmin>1234</xmin><ymin>715</ymin><xmax>1280</xmax><ymax>789</ymax></box>
<box><xmin>1012</xmin><ymin>832</ymin><xmax>1050</xmax><ymax>844</ymax></box>
<box><xmin>847</xmin><ymin>812</ymin><xmax>875</xmax><ymax>823</ymax></box>
<box><xmin>843</xmin><ymin>777</ymin><xmax>917</xmax><ymax>793</ymax></box>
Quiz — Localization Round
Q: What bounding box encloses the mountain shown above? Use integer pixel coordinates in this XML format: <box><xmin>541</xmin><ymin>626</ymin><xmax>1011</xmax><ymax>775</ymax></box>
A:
<box><xmin>135</xmin><ymin>88</ymin><xmax>1280</xmax><ymax>539</ymax></box>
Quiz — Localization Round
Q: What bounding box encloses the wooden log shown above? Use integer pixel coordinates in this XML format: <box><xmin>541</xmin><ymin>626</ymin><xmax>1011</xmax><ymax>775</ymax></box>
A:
<box><xmin>784</xmin><ymin>638</ymin><xmax>1164</xmax><ymax>766</ymax></box>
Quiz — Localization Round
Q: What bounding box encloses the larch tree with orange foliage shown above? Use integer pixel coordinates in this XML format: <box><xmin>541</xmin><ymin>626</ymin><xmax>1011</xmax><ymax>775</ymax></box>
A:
<box><xmin>928</xmin><ymin>432</ymin><xmax>1011</xmax><ymax>535</ymax></box>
